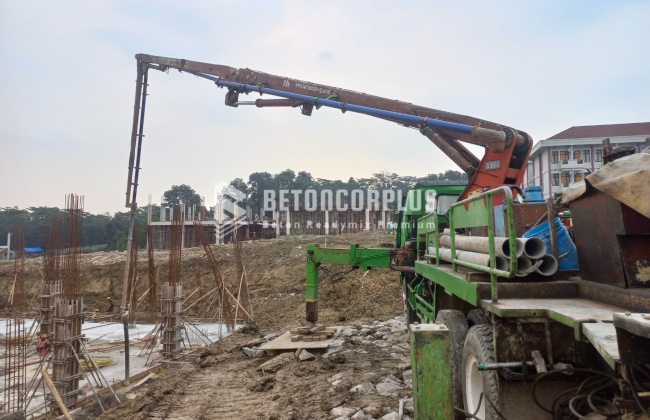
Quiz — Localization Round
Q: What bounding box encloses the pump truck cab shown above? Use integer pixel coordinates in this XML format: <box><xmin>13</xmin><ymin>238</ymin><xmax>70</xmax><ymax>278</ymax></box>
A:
<box><xmin>125</xmin><ymin>55</ymin><xmax>650</xmax><ymax>418</ymax></box>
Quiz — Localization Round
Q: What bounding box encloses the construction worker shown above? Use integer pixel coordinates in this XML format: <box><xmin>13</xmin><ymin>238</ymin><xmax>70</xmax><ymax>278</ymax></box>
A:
<box><xmin>37</xmin><ymin>334</ymin><xmax>50</xmax><ymax>360</ymax></box>
<box><xmin>107</xmin><ymin>296</ymin><xmax>114</xmax><ymax>313</ymax></box>
<box><xmin>82</xmin><ymin>303</ymin><xmax>88</xmax><ymax>324</ymax></box>
<box><xmin>92</xmin><ymin>308</ymin><xmax>99</xmax><ymax>320</ymax></box>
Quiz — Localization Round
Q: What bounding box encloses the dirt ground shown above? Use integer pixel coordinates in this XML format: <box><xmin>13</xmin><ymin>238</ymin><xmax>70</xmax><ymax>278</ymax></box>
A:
<box><xmin>1</xmin><ymin>230</ymin><xmax>411</xmax><ymax>419</ymax></box>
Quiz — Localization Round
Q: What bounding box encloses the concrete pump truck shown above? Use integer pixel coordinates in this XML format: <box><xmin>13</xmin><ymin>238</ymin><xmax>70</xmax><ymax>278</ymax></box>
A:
<box><xmin>124</xmin><ymin>54</ymin><xmax>650</xmax><ymax>419</ymax></box>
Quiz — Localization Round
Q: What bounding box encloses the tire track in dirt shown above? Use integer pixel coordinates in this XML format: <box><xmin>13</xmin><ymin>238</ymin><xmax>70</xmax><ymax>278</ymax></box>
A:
<box><xmin>156</xmin><ymin>364</ymin><xmax>272</xmax><ymax>420</ymax></box>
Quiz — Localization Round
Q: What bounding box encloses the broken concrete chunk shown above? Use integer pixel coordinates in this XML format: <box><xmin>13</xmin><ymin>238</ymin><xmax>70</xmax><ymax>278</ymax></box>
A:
<box><xmin>375</xmin><ymin>382</ymin><xmax>404</xmax><ymax>396</ymax></box>
<box><xmin>351</xmin><ymin>410</ymin><xmax>372</xmax><ymax>419</ymax></box>
<box><xmin>298</xmin><ymin>349</ymin><xmax>316</xmax><ymax>361</ymax></box>
<box><xmin>257</xmin><ymin>352</ymin><xmax>295</xmax><ymax>373</ymax></box>
<box><xmin>349</xmin><ymin>382</ymin><xmax>376</xmax><ymax>395</ymax></box>
<box><xmin>243</xmin><ymin>338</ymin><xmax>266</xmax><ymax>348</ymax></box>
<box><xmin>363</xmin><ymin>405</ymin><xmax>382</xmax><ymax>419</ymax></box>
<box><xmin>242</xmin><ymin>347</ymin><xmax>257</xmax><ymax>358</ymax></box>
<box><xmin>403</xmin><ymin>397</ymin><xmax>414</xmax><ymax>415</ymax></box>
<box><xmin>290</xmin><ymin>335</ymin><xmax>301</xmax><ymax>342</ymax></box>
<box><xmin>384</xmin><ymin>374</ymin><xmax>403</xmax><ymax>385</ymax></box>
<box><xmin>329</xmin><ymin>372</ymin><xmax>344</xmax><ymax>383</ymax></box>
<box><xmin>264</xmin><ymin>332</ymin><xmax>279</xmax><ymax>341</ymax></box>
<box><xmin>402</xmin><ymin>370</ymin><xmax>412</xmax><ymax>388</ymax></box>
<box><xmin>330</xmin><ymin>406</ymin><xmax>358</xmax><ymax>417</ymax></box>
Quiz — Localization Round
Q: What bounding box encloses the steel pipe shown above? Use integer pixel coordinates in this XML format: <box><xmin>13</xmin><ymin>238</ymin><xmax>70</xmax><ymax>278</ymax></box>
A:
<box><xmin>521</xmin><ymin>237</ymin><xmax>547</xmax><ymax>259</ymax></box>
<box><xmin>514</xmin><ymin>256</ymin><xmax>533</xmax><ymax>277</ymax></box>
<box><xmin>536</xmin><ymin>254</ymin><xmax>558</xmax><ymax>276</ymax></box>
<box><xmin>433</xmin><ymin>247</ymin><xmax>509</xmax><ymax>271</ymax></box>
<box><xmin>391</xmin><ymin>265</ymin><xmax>416</xmax><ymax>273</ymax></box>
<box><xmin>439</xmin><ymin>235</ymin><xmax>523</xmax><ymax>258</ymax></box>
<box><xmin>190</xmin><ymin>71</ymin><xmax>513</xmax><ymax>141</ymax></box>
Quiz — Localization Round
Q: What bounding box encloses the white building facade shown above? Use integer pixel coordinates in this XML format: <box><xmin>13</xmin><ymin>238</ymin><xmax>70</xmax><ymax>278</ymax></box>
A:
<box><xmin>523</xmin><ymin>122</ymin><xmax>650</xmax><ymax>199</ymax></box>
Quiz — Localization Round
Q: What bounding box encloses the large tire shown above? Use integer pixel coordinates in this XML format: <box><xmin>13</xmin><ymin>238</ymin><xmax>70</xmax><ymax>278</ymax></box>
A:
<box><xmin>462</xmin><ymin>325</ymin><xmax>500</xmax><ymax>419</ymax></box>
<box><xmin>467</xmin><ymin>308</ymin><xmax>490</xmax><ymax>327</ymax></box>
<box><xmin>435</xmin><ymin>309</ymin><xmax>469</xmax><ymax>419</ymax></box>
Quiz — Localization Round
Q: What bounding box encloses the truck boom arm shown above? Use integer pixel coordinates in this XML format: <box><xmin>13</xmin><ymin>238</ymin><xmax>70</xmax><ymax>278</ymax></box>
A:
<box><xmin>126</xmin><ymin>54</ymin><xmax>532</xmax><ymax>209</ymax></box>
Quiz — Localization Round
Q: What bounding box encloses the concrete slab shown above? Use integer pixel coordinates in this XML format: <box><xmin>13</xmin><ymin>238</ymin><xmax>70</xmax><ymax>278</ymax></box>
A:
<box><xmin>258</xmin><ymin>326</ymin><xmax>343</xmax><ymax>351</ymax></box>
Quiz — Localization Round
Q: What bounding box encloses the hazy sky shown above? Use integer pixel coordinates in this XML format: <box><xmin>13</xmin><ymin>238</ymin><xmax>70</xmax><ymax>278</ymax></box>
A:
<box><xmin>1</xmin><ymin>1</ymin><xmax>648</xmax><ymax>214</ymax></box>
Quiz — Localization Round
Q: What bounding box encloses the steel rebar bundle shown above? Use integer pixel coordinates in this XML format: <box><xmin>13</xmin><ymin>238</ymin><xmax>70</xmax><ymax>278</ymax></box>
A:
<box><xmin>160</xmin><ymin>212</ymin><xmax>184</xmax><ymax>359</ymax></box>
<box><xmin>12</xmin><ymin>225</ymin><xmax>25</xmax><ymax>315</ymax></box>
<box><xmin>194</xmin><ymin>221</ymin><xmax>236</xmax><ymax>330</ymax></box>
<box><xmin>62</xmin><ymin>194</ymin><xmax>83</xmax><ymax>300</ymax></box>
<box><xmin>233</xmin><ymin>237</ymin><xmax>253</xmax><ymax>322</ymax></box>
<box><xmin>3</xmin><ymin>319</ymin><xmax>27</xmax><ymax>415</ymax></box>
<box><xmin>42</xmin><ymin>216</ymin><xmax>63</xmax><ymax>336</ymax></box>
<box><xmin>168</xmin><ymin>212</ymin><xmax>182</xmax><ymax>284</ymax></box>
<box><xmin>50</xmin><ymin>194</ymin><xmax>84</xmax><ymax>410</ymax></box>
<box><xmin>146</xmin><ymin>224</ymin><xmax>158</xmax><ymax>323</ymax></box>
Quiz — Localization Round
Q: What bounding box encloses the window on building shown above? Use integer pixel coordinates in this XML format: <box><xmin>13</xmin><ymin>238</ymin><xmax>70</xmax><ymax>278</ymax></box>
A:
<box><xmin>561</xmin><ymin>173</ymin><xmax>570</xmax><ymax>187</ymax></box>
<box><xmin>573</xmin><ymin>150</ymin><xmax>581</xmax><ymax>161</ymax></box>
<box><xmin>595</xmin><ymin>148</ymin><xmax>602</xmax><ymax>162</ymax></box>
<box><xmin>575</xmin><ymin>173</ymin><xmax>583</xmax><ymax>183</ymax></box>
<box><xmin>551</xmin><ymin>151</ymin><xmax>559</xmax><ymax>164</ymax></box>
<box><xmin>552</xmin><ymin>173</ymin><xmax>560</xmax><ymax>186</ymax></box>
<box><xmin>559</xmin><ymin>151</ymin><xmax>569</xmax><ymax>164</ymax></box>
<box><xmin>583</xmin><ymin>150</ymin><xmax>591</xmax><ymax>162</ymax></box>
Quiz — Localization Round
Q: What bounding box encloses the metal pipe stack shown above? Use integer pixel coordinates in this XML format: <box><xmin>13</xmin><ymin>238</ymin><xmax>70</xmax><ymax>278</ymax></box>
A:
<box><xmin>432</xmin><ymin>234</ymin><xmax>558</xmax><ymax>278</ymax></box>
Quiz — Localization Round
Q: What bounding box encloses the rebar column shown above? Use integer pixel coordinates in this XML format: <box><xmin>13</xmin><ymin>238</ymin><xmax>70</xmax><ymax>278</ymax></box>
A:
<box><xmin>3</xmin><ymin>319</ymin><xmax>27</xmax><ymax>415</ymax></box>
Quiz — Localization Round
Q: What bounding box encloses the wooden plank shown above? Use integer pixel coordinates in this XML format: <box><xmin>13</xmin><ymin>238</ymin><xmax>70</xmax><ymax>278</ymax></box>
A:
<box><xmin>583</xmin><ymin>323</ymin><xmax>620</xmax><ymax>370</ymax></box>
<box><xmin>484</xmin><ymin>298</ymin><xmax>625</xmax><ymax>322</ymax></box>
<box><xmin>258</xmin><ymin>326</ymin><xmax>343</xmax><ymax>351</ymax></box>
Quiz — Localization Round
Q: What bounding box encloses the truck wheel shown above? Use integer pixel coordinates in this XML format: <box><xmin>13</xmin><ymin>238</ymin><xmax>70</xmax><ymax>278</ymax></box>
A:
<box><xmin>402</xmin><ymin>281</ymin><xmax>418</xmax><ymax>325</ymax></box>
<box><xmin>435</xmin><ymin>309</ymin><xmax>469</xmax><ymax>418</ymax></box>
<box><xmin>467</xmin><ymin>308</ymin><xmax>490</xmax><ymax>326</ymax></box>
<box><xmin>462</xmin><ymin>325</ymin><xmax>499</xmax><ymax>420</ymax></box>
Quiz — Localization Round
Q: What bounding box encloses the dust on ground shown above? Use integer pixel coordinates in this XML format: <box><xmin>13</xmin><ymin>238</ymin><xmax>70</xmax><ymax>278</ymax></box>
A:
<box><xmin>1</xmin><ymin>230</ymin><xmax>411</xmax><ymax>419</ymax></box>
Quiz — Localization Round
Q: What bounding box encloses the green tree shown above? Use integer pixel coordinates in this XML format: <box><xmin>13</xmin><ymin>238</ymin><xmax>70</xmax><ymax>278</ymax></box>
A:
<box><xmin>113</xmin><ymin>230</ymin><xmax>127</xmax><ymax>251</ymax></box>
<box><xmin>248</xmin><ymin>171</ymin><xmax>274</xmax><ymax>216</ymax></box>
<box><xmin>225</xmin><ymin>178</ymin><xmax>250</xmax><ymax>206</ymax></box>
<box><xmin>273</xmin><ymin>169</ymin><xmax>296</xmax><ymax>192</ymax></box>
<box><xmin>163</xmin><ymin>184</ymin><xmax>202</xmax><ymax>210</ymax></box>
<box><xmin>0</xmin><ymin>207</ymin><xmax>31</xmax><ymax>247</ymax></box>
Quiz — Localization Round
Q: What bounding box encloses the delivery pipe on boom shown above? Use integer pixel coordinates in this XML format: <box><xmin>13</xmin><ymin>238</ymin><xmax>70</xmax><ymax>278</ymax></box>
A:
<box><xmin>189</xmin><ymin>71</ymin><xmax>511</xmax><ymax>141</ymax></box>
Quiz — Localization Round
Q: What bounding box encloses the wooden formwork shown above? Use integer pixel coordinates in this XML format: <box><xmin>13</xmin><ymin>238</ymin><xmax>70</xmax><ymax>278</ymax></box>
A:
<box><xmin>161</xmin><ymin>283</ymin><xmax>183</xmax><ymax>359</ymax></box>
<box><xmin>39</xmin><ymin>282</ymin><xmax>62</xmax><ymax>336</ymax></box>
<box><xmin>50</xmin><ymin>297</ymin><xmax>84</xmax><ymax>409</ymax></box>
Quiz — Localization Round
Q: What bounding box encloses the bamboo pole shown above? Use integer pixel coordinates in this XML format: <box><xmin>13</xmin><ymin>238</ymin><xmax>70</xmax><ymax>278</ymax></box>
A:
<box><xmin>184</xmin><ymin>288</ymin><xmax>217</xmax><ymax>312</ymax></box>
<box><xmin>233</xmin><ymin>272</ymin><xmax>244</xmax><ymax>324</ymax></box>
<box><xmin>41</xmin><ymin>366</ymin><xmax>73</xmax><ymax>420</ymax></box>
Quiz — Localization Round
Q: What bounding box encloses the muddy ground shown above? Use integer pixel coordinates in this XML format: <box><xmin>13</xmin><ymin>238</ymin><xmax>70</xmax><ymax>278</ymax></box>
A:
<box><xmin>1</xmin><ymin>230</ymin><xmax>411</xmax><ymax>419</ymax></box>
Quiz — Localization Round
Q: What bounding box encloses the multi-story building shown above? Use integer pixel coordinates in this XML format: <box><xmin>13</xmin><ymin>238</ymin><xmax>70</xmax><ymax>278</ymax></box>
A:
<box><xmin>523</xmin><ymin>122</ymin><xmax>650</xmax><ymax>198</ymax></box>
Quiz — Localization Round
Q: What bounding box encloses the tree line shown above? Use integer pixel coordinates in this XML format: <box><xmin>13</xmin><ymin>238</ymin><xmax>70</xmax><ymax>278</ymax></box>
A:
<box><xmin>0</xmin><ymin>170</ymin><xmax>466</xmax><ymax>250</ymax></box>
<box><xmin>225</xmin><ymin>169</ymin><xmax>467</xmax><ymax>215</ymax></box>
<box><xmin>0</xmin><ymin>206</ymin><xmax>155</xmax><ymax>251</ymax></box>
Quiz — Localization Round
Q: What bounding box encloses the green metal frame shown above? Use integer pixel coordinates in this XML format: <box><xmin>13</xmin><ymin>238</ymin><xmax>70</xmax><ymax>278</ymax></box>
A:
<box><xmin>305</xmin><ymin>243</ymin><xmax>391</xmax><ymax>321</ymax></box>
<box><xmin>417</xmin><ymin>186</ymin><xmax>518</xmax><ymax>303</ymax></box>
<box><xmin>410</xmin><ymin>323</ymin><xmax>454</xmax><ymax>418</ymax></box>
<box><xmin>404</xmin><ymin>275</ymin><xmax>436</xmax><ymax>322</ymax></box>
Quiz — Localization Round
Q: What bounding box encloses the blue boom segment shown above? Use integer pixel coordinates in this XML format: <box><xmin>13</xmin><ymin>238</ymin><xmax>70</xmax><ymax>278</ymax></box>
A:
<box><xmin>193</xmin><ymin>72</ymin><xmax>475</xmax><ymax>136</ymax></box>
